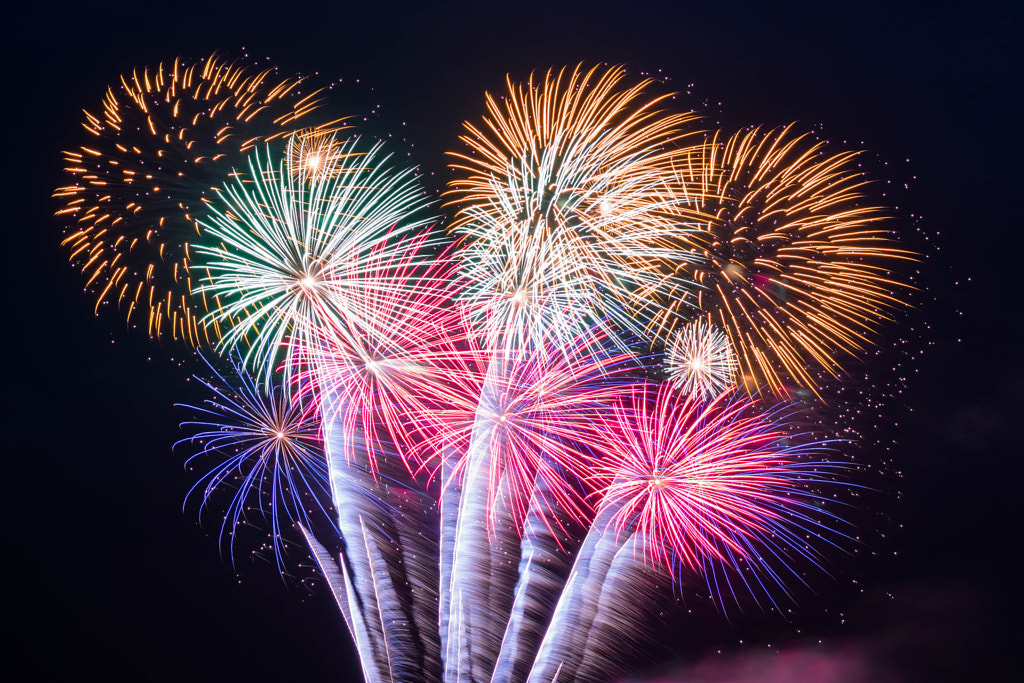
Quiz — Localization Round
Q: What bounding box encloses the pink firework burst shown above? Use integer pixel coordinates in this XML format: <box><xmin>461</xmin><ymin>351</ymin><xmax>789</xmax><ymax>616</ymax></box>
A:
<box><xmin>457</xmin><ymin>330</ymin><xmax>637</xmax><ymax>534</ymax></box>
<box><xmin>589</xmin><ymin>383</ymin><xmax>849</xmax><ymax>600</ymax></box>
<box><xmin>293</xmin><ymin>233</ymin><xmax>487</xmax><ymax>475</ymax></box>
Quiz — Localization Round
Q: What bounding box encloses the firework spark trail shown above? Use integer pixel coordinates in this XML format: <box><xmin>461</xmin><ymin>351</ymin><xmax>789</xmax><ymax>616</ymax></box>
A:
<box><xmin>175</xmin><ymin>352</ymin><xmax>336</xmax><ymax>576</ymax></box>
<box><xmin>526</xmin><ymin>496</ymin><xmax>628</xmax><ymax>683</ymax></box>
<box><xmin>294</xmin><ymin>382</ymin><xmax>448</xmax><ymax>683</ymax></box>
<box><xmin>445</xmin><ymin>354</ymin><xmax>506</xmax><ymax>682</ymax></box>
<box><xmin>437</xmin><ymin>443</ymin><xmax>463</xmax><ymax>670</ymax></box>
<box><xmin>528</xmin><ymin>384</ymin><xmax>849</xmax><ymax>682</ymax></box>
<box><xmin>573</xmin><ymin>535</ymin><xmax>669</xmax><ymax>683</ymax></box>
<box><xmin>664</xmin><ymin>125</ymin><xmax>915</xmax><ymax>396</ymax></box>
<box><xmin>444</xmin><ymin>65</ymin><xmax>703</xmax><ymax>683</ymax></box>
<box><xmin>298</xmin><ymin>524</ymin><xmax>358</xmax><ymax>653</ymax></box>
<box><xmin>492</xmin><ymin>461</ymin><xmax>583</xmax><ymax>683</ymax></box>
<box><xmin>55</xmin><ymin>53</ymin><xmax>339</xmax><ymax>343</ymax></box>
<box><xmin>444</xmin><ymin>333</ymin><xmax>633</xmax><ymax>683</ymax></box>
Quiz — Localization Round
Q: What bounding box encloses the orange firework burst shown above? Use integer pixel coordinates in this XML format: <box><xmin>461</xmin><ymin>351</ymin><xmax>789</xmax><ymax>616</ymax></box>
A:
<box><xmin>663</xmin><ymin>124</ymin><xmax>916</xmax><ymax>396</ymax></box>
<box><xmin>54</xmin><ymin>53</ymin><xmax>342</xmax><ymax>344</ymax></box>
<box><xmin>286</xmin><ymin>127</ymin><xmax>355</xmax><ymax>181</ymax></box>
<box><xmin>446</xmin><ymin>64</ymin><xmax>703</xmax><ymax>350</ymax></box>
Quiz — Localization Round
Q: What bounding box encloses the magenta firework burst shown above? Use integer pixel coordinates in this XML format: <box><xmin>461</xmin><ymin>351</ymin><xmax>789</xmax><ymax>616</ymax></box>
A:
<box><xmin>294</xmin><ymin>236</ymin><xmax>487</xmax><ymax>475</ymax></box>
<box><xmin>590</xmin><ymin>383</ymin><xmax>848</xmax><ymax>588</ymax></box>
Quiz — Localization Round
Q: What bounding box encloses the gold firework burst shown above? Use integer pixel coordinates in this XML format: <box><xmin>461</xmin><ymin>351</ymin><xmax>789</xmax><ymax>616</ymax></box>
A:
<box><xmin>286</xmin><ymin>127</ymin><xmax>358</xmax><ymax>181</ymax></box>
<box><xmin>55</xmin><ymin>53</ymin><xmax>343</xmax><ymax>344</ymax></box>
<box><xmin>446</xmin><ymin>64</ymin><xmax>703</xmax><ymax>349</ymax></box>
<box><xmin>663</xmin><ymin>124</ymin><xmax>916</xmax><ymax>396</ymax></box>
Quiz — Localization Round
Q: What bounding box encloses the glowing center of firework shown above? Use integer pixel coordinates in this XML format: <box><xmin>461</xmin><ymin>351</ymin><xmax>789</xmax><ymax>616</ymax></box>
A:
<box><xmin>511</xmin><ymin>290</ymin><xmax>526</xmax><ymax>305</ymax></box>
<box><xmin>366</xmin><ymin>359</ymin><xmax>379</xmax><ymax>374</ymax></box>
<box><xmin>688</xmin><ymin>358</ymin><xmax>706</xmax><ymax>372</ymax></box>
<box><xmin>599</xmin><ymin>199</ymin><xmax>612</xmax><ymax>215</ymax></box>
<box><xmin>306</xmin><ymin>154</ymin><xmax>321</xmax><ymax>171</ymax></box>
<box><xmin>298</xmin><ymin>275</ymin><xmax>320</xmax><ymax>292</ymax></box>
<box><xmin>275</xmin><ymin>431</ymin><xmax>285</xmax><ymax>440</ymax></box>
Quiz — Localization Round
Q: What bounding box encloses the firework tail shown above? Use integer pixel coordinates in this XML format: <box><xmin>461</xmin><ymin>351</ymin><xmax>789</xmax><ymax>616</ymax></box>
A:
<box><xmin>572</xmin><ymin>534</ymin><xmax>667</xmax><ymax>682</ymax></box>
<box><xmin>526</xmin><ymin>496</ymin><xmax>629</xmax><ymax>683</ymax></box>
<box><xmin>321</xmin><ymin>388</ymin><xmax>443</xmax><ymax>683</ymax></box>
<box><xmin>299</xmin><ymin>524</ymin><xmax>376</xmax><ymax>677</ymax></box>
<box><xmin>492</xmin><ymin>460</ymin><xmax>578</xmax><ymax>683</ymax></box>
<box><xmin>444</xmin><ymin>353</ymin><xmax>510</xmax><ymax>682</ymax></box>
<box><xmin>438</xmin><ymin>444</ymin><xmax>461</xmax><ymax>670</ymax></box>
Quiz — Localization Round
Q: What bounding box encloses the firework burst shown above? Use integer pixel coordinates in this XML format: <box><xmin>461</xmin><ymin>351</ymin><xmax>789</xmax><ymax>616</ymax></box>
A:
<box><xmin>591</xmin><ymin>383</ymin><xmax>848</xmax><ymax>592</ymax></box>
<box><xmin>55</xmin><ymin>53</ymin><xmax>340</xmax><ymax>343</ymax></box>
<box><xmin>456</xmin><ymin>331</ymin><xmax>634</xmax><ymax>532</ymax></box>
<box><xmin>528</xmin><ymin>384</ymin><xmax>849</xmax><ymax>683</ymax></box>
<box><xmin>194</xmin><ymin>133</ymin><xmax>436</xmax><ymax>386</ymax></box>
<box><xmin>664</xmin><ymin>125</ymin><xmax>915</xmax><ymax>395</ymax></box>
<box><xmin>287</xmin><ymin>127</ymin><xmax>354</xmax><ymax>180</ymax></box>
<box><xmin>444</xmin><ymin>329</ymin><xmax>634</xmax><ymax>683</ymax></box>
<box><xmin>177</xmin><ymin>353</ymin><xmax>335</xmax><ymax>575</ymax></box>
<box><xmin>447</xmin><ymin>64</ymin><xmax>703</xmax><ymax>352</ymax></box>
<box><xmin>294</xmin><ymin>239</ymin><xmax>486</xmax><ymax>475</ymax></box>
<box><xmin>666</xmin><ymin>318</ymin><xmax>738</xmax><ymax>400</ymax></box>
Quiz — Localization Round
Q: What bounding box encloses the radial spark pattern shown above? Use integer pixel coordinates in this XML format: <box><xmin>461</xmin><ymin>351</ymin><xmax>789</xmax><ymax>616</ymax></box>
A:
<box><xmin>194</xmin><ymin>133</ymin><xmax>436</xmax><ymax>385</ymax></box>
<box><xmin>294</xmin><ymin>239</ymin><xmax>487</xmax><ymax>475</ymax></box>
<box><xmin>457</xmin><ymin>331</ymin><xmax>635</xmax><ymax>531</ymax></box>
<box><xmin>55</xmin><ymin>53</ymin><xmax>338</xmax><ymax>343</ymax></box>
<box><xmin>287</xmin><ymin>127</ymin><xmax>353</xmax><ymax>180</ymax></box>
<box><xmin>447</xmin><ymin>65</ymin><xmax>702</xmax><ymax>352</ymax></box>
<box><xmin>590</xmin><ymin>384</ymin><xmax>848</xmax><ymax>602</ymax></box>
<box><xmin>664</xmin><ymin>125</ymin><xmax>915</xmax><ymax>395</ymax></box>
<box><xmin>666</xmin><ymin>318</ymin><xmax>738</xmax><ymax>400</ymax></box>
<box><xmin>177</xmin><ymin>354</ymin><xmax>335</xmax><ymax>574</ymax></box>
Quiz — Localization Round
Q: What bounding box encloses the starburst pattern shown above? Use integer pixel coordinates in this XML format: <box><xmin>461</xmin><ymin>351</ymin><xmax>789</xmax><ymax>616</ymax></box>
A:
<box><xmin>457</xmin><ymin>330</ymin><xmax>635</xmax><ymax>532</ymax></box>
<box><xmin>663</xmin><ymin>125</ymin><xmax>915</xmax><ymax>395</ymax></box>
<box><xmin>194</xmin><ymin>133</ymin><xmax>436</xmax><ymax>385</ymax></box>
<box><xmin>591</xmin><ymin>384</ymin><xmax>846</xmax><ymax>588</ymax></box>
<box><xmin>666</xmin><ymin>318</ymin><xmax>738</xmax><ymax>400</ymax></box>
<box><xmin>177</xmin><ymin>353</ymin><xmax>335</xmax><ymax>574</ymax></box>
<box><xmin>288</xmin><ymin>127</ymin><xmax>354</xmax><ymax>180</ymax></box>
<box><xmin>54</xmin><ymin>53</ymin><xmax>339</xmax><ymax>343</ymax></box>
<box><xmin>447</xmin><ymin>64</ymin><xmax>703</xmax><ymax>352</ymax></box>
<box><xmin>294</xmin><ymin>239</ymin><xmax>486</xmax><ymax>475</ymax></box>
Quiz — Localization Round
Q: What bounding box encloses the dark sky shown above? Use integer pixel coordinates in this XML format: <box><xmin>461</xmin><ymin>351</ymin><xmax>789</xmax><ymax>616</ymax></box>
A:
<box><xmin>5</xmin><ymin>1</ymin><xmax>1022</xmax><ymax>681</ymax></box>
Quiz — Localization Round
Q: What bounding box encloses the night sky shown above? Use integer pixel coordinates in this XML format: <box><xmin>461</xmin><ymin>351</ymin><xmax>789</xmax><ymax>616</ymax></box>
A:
<box><xmin>5</xmin><ymin>1</ymin><xmax>1022</xmax><ymax>680</ymax></box>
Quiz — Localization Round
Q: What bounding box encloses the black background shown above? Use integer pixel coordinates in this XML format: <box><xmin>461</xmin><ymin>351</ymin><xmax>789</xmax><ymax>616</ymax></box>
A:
<box><xmin>5</xmin><ymin>1</ymin><xmax>1022</xmax><ymax>680</ymax></box>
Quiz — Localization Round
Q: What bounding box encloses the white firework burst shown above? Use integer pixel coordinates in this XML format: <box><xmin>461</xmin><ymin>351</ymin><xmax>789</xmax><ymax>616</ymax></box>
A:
<box><xmin>194</xmin><ymin>133</ymin><xmax>436</xmax><ymax>387</ymax></box>
<box><xmin>667</xmin><ymin>319</ymin><xmax>738</xmax><ymax>400</ymax></box>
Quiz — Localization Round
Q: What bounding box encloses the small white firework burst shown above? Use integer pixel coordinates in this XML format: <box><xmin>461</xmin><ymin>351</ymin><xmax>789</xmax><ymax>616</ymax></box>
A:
<box><xmin>667</xmin><ymin>319</ymin><xmax>738</xmax><ymax>400</ymax></box>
